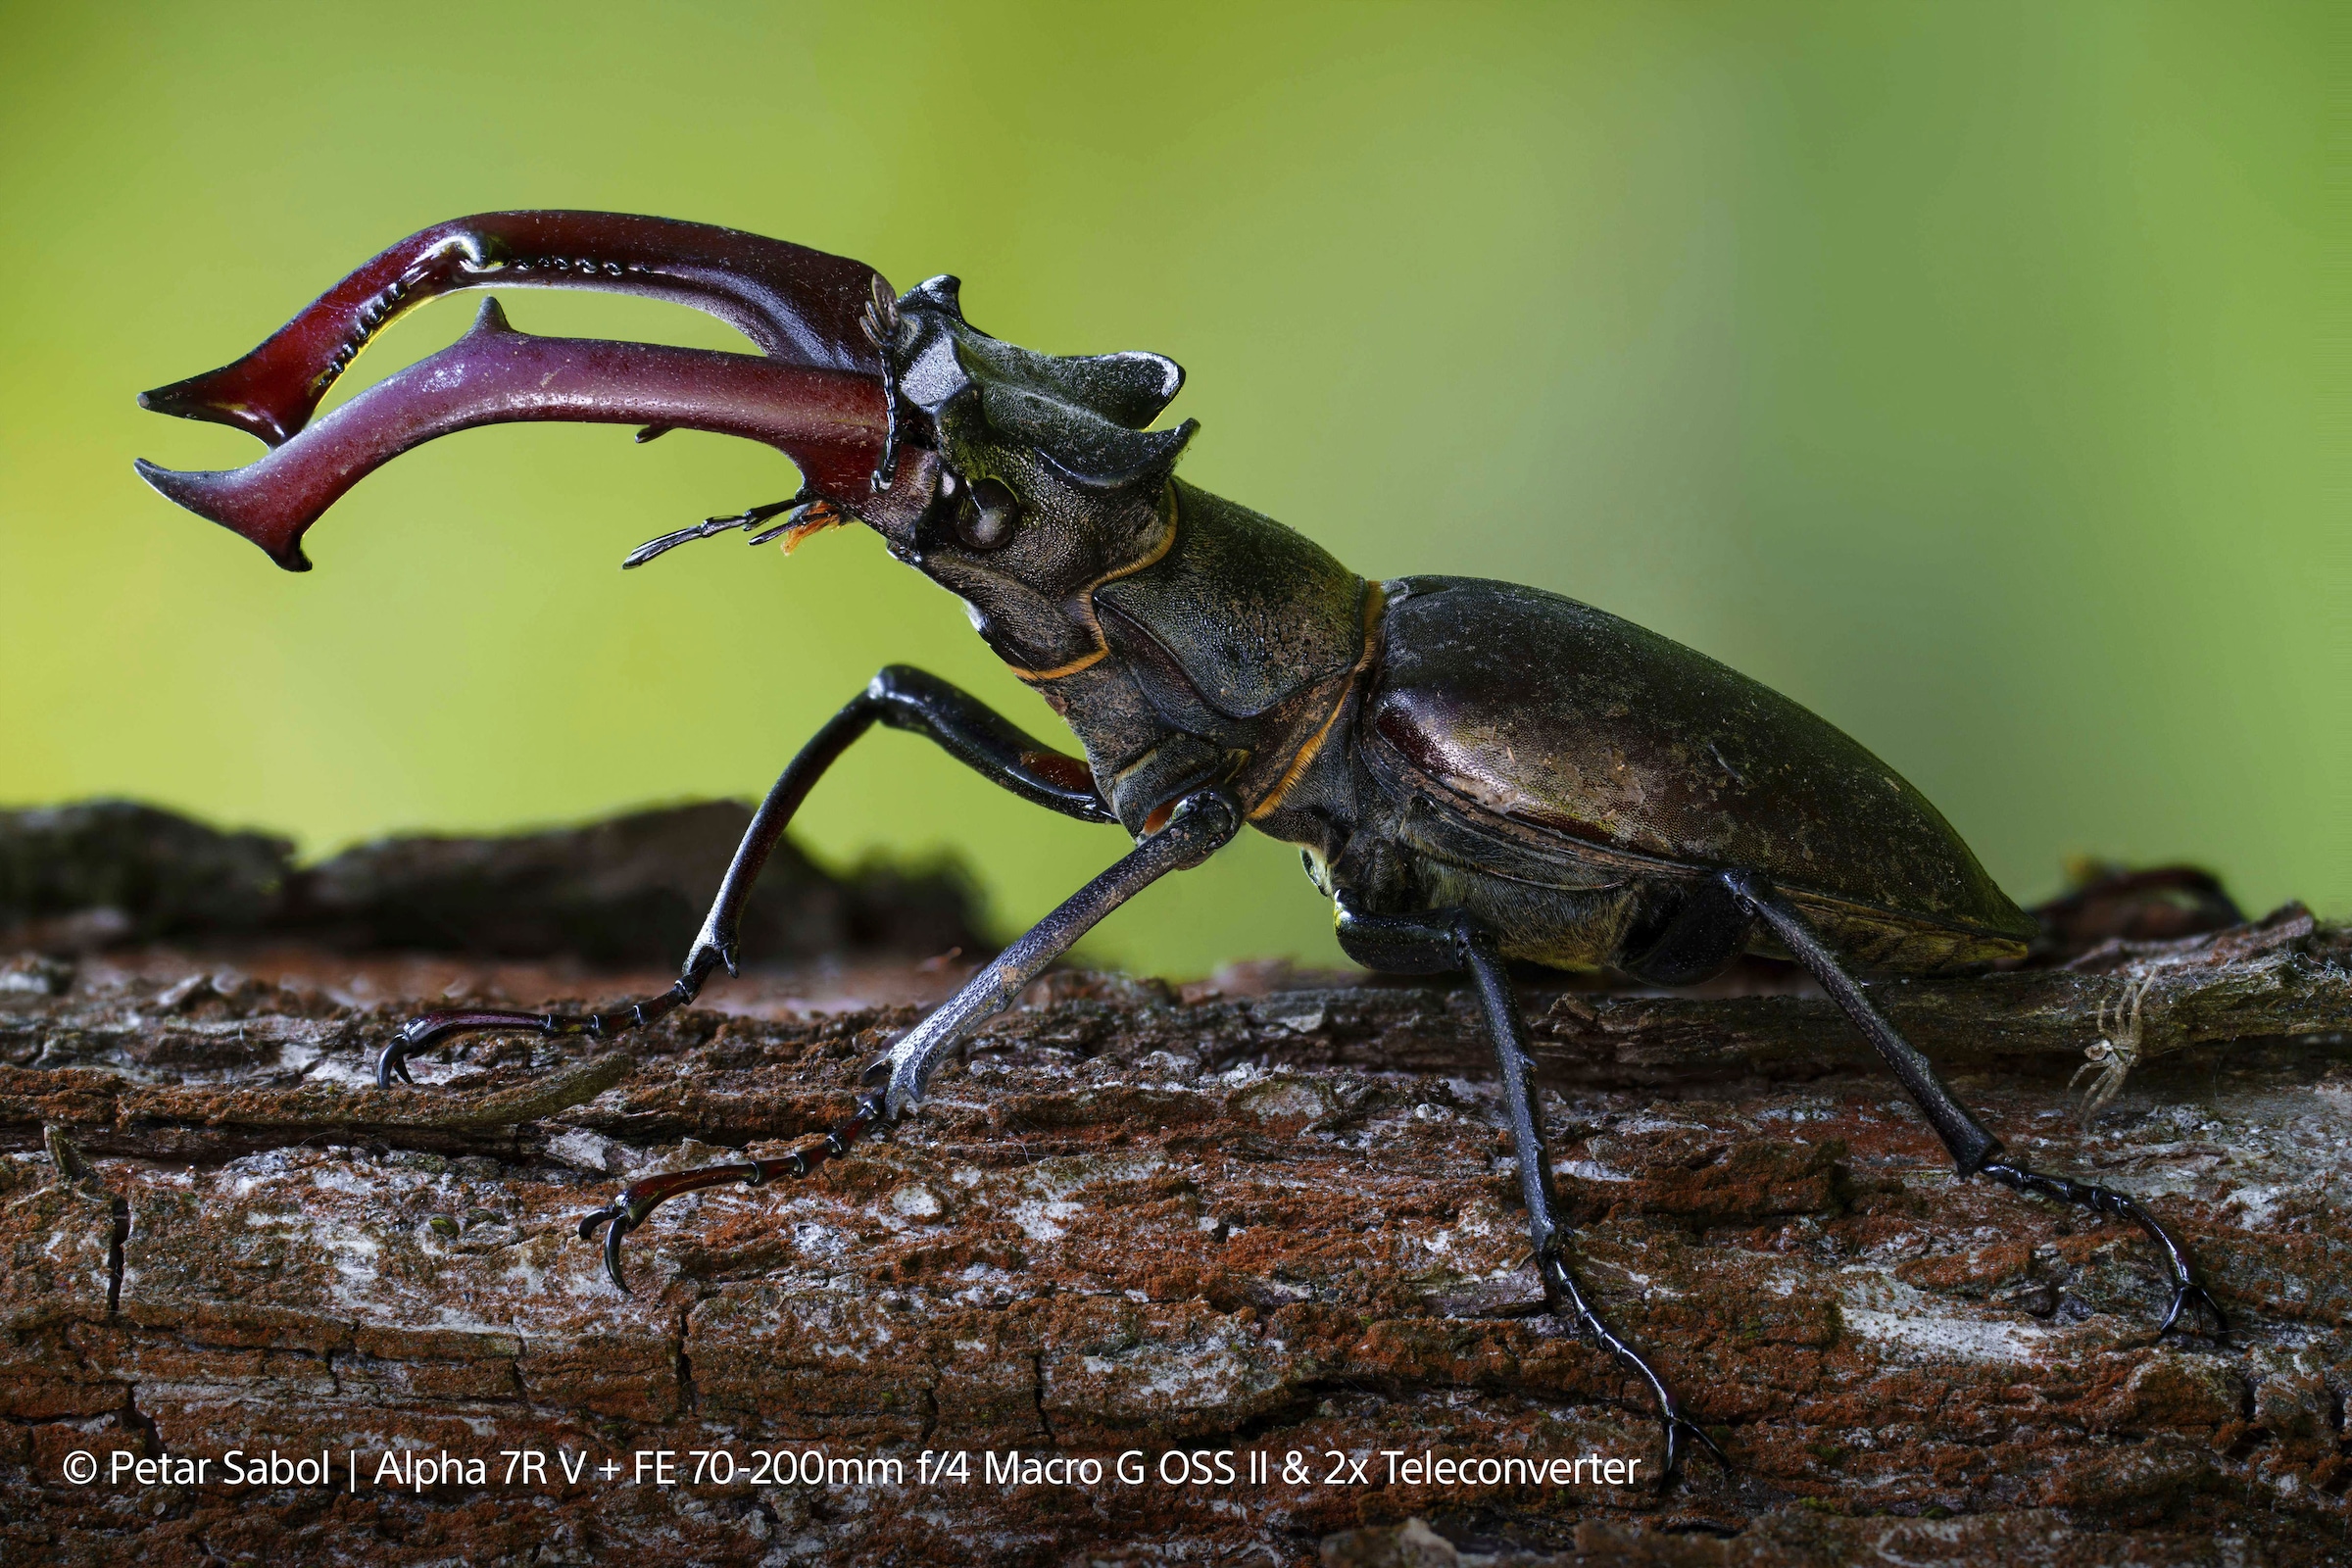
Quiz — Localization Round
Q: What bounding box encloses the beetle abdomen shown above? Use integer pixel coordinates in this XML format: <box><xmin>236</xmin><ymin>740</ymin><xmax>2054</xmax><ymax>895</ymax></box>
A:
<box><xmin>1361</xmin><ymin>577</ymin><xmax>2035</xmax><ymax>970</ymax></box>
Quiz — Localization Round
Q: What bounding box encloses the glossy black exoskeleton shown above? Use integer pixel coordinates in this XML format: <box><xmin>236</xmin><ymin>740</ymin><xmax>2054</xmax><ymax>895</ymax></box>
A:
<box><xmin>135</xmin><ymin>213</ymin><xmax>2222</xmax><ymax>1476</ymax></box>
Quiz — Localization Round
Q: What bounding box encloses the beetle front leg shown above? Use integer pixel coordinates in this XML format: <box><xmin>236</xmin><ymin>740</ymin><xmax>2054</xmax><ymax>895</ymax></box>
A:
<box><xmin>1336</xmin><ymin>897</ymin><xmax>1728</xmax><ymax>1480</ymax></box>
<box><xmin>577</xmin><ymin>1098</ymin><xmax>887</xmax><ymax>1293</ymax></box>
<box><xmin>378</xmin><ymin>666</ymin><xmax>1118</xmax><ymax>1088</ymax></box>
<box><xmin>579</xmin><ymin>788</ymin><xmax>1240</xmax><ymax>1291</ymax></box>
<box><xmin>1720</xmin><ymin>869</ymin><xmax>2225</xmax><ymax>1340</ymax></box>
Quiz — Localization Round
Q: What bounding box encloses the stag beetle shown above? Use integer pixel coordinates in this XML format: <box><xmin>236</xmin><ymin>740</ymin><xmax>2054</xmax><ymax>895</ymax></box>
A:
<box><xmin>135</xmin><ymin>212</ymin><xmax>2223</xmax><ymax>1474</ymax></box>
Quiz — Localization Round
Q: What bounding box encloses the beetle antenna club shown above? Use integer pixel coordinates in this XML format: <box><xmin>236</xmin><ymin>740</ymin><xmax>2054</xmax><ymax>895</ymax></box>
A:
<box><xmin>135</xmin><ymin>210</ymin><xmax>2225</xmax><ymax>1477</ymax></box>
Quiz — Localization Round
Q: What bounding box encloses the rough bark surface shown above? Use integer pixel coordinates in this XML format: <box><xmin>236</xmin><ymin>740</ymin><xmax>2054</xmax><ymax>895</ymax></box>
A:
<box><xmin>1</xmin><ymin>908</ymin><xmax>2347</xmax><ymax>1565</ymax></box>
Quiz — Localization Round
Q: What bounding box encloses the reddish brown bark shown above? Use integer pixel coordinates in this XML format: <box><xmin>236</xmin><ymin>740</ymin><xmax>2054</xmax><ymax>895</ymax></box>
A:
<box><xmin>2</xmin><ymin>911</ymin><xmax>2346</xmax><ymax>1564</ymax></box>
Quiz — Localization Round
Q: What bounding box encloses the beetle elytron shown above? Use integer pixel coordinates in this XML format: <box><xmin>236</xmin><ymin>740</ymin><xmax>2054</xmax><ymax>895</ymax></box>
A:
<box><xmin>136</xmin><ymin>212</ymin><xmax>2222</xmax><ymax>1472</ymax></box>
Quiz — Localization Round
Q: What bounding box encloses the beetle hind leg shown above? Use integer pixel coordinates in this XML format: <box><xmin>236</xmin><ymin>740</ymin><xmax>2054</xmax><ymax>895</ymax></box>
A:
<box><xmin>1336</xmin><ymin>896</ymin><xmax>1729</xmax><ymax>1480</ymax></box>
<box><xmin>1718</xmin><ymin>869</ymin><xmax>2224</xmax><ymax>1341</ymax></box>
<box><xmin>1976</xmin><ymin>1162</ymin><xmax>2226</xmax><ymax>1337</ymax></box>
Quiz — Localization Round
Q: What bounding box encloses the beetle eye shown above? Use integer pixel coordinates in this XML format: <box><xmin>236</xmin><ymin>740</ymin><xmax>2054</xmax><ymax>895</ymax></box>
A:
<box><xmin>952</xmin><ymin>476</ymin><xmax>1021</xmax><ymax>552</ymax></box>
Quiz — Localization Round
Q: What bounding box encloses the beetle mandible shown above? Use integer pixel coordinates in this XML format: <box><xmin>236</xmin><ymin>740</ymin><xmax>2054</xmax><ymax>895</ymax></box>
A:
<box><xmin>135</xmin><ymin>212</ymin><xmax>2223</xmax><ymax>1474</ymax></box>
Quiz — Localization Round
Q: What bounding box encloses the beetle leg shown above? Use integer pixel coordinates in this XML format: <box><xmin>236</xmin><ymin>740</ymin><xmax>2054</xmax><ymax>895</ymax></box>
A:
<box><xmin>579</xmin><ymin>1097</ymin><xmax>887</xmax><ymax>1293</ymax></box>
<box><xmin>1336</xmin><ymin>897</ymin><xmax>1729</xmax><ymax>1480</ymax></box>
<box><xmin>871</xmin><ymin>788</ymin><xmax>1240</xmax><ymax>1117</ymax></box>
<box><xmin>1721</xmin><ymin>869</ymin><xmax>2225</xmax><ymax>1341</ymax></box>
<box><xmin>1459</xmin><ymin>925</ymin><xmax>1731</xmax><ymax>1478</ymax></box>
<box><xmin>579</xmin><ymin>789</ymin><xmax>1241</xmax><ymax>1291</ymax></box>
<box><xmin>378</xmin><ymin>666</ymin><xmax>1119</xmax><ymax>1089</ymax></box>
<box><xmin>1974</xmin><ymin>1163</ymin><xmax>2226</xmax><ymax>1338</ymax></box>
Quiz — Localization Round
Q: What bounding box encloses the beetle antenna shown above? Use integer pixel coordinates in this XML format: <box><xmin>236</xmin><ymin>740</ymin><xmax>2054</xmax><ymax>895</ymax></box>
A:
<box><xmin>620</xmin><ymin>490</ymin><xmax>810</xmax><ymax>569</ymax></box>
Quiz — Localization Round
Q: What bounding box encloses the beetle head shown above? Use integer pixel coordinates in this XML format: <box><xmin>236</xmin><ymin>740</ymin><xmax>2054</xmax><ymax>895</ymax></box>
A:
<box><xmin>864</xmin><ymin>276</ymin><xmax>1196</xmax><ymax>666</ymax></box>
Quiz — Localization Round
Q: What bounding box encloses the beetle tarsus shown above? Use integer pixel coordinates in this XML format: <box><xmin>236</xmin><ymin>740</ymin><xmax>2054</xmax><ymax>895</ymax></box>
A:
<box><xmin>380</xmin><ymin>970</ymin><xmax>704</xmax><ymax>1089</ymax></box>
<box><xmin>1540</xmin><ymin>1251</ymin><xmax>1730</xmax><ymax>1477</ymax></box>
<box><xmin>1729</xmin><ymin>872</ymin><xmax>2223</xmax><ymax>1342</ymax></box>
<box><xmin>1978</xmin><ymin>1160</ymin><xmax>2226</xmax><ymax>1339</ymax></box>
<box><xmin>576</xmin><ymin>1094</ymin><xmax>887</xmax><ymax>1292</ymax></box>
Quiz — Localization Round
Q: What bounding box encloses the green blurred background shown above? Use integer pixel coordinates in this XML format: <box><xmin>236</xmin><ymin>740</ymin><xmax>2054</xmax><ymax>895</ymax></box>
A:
<box><xmin>2</xmin><ymin>2</ymin><xmax>2339</xmax><ymax>975</ymax></box>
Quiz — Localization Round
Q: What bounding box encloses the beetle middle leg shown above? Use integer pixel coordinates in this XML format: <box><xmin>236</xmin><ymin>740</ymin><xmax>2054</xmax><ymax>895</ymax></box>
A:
<box><xmin>377</xmin><ymin>665</ymin><xmax>1119</xmax><ymax>1087</ymax></box>
<box><xmin>578</xmin><ymin>789</ymin><xmax>1241</xmax><ymax>1291</ymax></box>
<box><xmin>1335</xmin><ymin>895</ymin><xmax>1729</xmax><ymax>1479</ymax></box>
<box><xmin>1720</xmin><ymin>869</ymin><xmax>2225</xmax><ymax>1340</ymax></box>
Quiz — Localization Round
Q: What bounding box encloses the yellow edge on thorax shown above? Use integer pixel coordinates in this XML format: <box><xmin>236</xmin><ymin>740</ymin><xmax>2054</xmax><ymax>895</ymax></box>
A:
<box><xmin>1006</xmin><ymin>484</ymin><xmax>1180</xmax><ymax>685</ymax></box>
<box><xmin>1247</xmin><ymin>579</ymin><xmax>1387</xmax><ymax>821</ymax></box>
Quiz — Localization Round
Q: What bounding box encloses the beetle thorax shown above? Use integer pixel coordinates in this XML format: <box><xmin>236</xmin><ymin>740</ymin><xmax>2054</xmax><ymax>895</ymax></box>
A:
<box><xmin>858</xmin><ymin>283</ymin><xmax>1378</xmax><ymax>843</ymax></box>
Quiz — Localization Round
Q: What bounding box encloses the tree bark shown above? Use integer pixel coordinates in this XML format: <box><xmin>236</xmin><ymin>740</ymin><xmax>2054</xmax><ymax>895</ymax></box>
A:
<box><xmin>1</xmin><ymin>909</ymin><xmax>2347</xmax><ymax>1565</ymax></box>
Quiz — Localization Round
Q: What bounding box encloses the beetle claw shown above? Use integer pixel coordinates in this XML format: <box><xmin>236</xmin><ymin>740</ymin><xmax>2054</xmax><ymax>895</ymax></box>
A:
<box><xmin>374</xmin><ymin>1025</ymin><xmax>428</xmax><ymax>1089</ymax></box>
<box><xmin>378</xmin><ymin>1007</ymin><xmax>557</xmax><ymax>1088</ymax></box>
<box><xmin>1663</xmin><ymin>1409</ymin><xmax>1730</xmax><ymax>1478</ymax></box>
<box><xmin>2159</xmin><ymin>1280</ymin><xmax>2228</xmax><ymax>1341</ymax></box>
<box><xmin>569</xmin><ymin>1100</ymin><xmax>883</xmax><ymax>1295</ymax></box>
<box><xmin>574</xmin><ymin>1200</ymin><xmax>639</xmax><ymax>1293</ymax></box>
<box><xmin>600</xmin><ymin>1209</ymin><xmax>636</xmax><ymax>1294</ymax></box>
